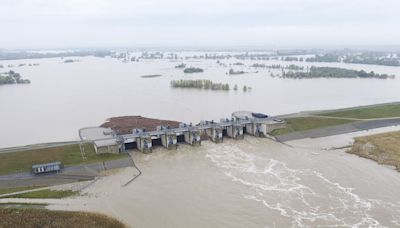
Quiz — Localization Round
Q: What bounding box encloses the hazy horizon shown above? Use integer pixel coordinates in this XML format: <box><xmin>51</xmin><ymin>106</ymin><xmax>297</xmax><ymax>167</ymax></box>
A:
<box><xmin>1</xmin><ymin>0</ymin><xmax>400</xmax><ymax>50</ymax></box>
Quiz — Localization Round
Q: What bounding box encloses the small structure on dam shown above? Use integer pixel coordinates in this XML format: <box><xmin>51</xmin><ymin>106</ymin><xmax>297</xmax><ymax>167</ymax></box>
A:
<box><xmin>79</xmin><ymin>111</ymin><xmax>286</xmax><ymax>154</ymax></box>
<box><xmin>79</xmin><ymin>127</ymin><xmax>124</xmax><ymax>154</ymax></box>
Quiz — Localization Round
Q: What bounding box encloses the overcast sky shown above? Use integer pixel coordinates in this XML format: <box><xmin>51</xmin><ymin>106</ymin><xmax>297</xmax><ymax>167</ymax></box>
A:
<box><xmin>1</xmin><ymin>0</ymin><xmax>400</xmax><ymax>49</ymax></box>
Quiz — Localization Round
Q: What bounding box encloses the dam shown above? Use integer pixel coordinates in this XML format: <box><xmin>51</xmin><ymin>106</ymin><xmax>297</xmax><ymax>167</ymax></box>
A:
<box><xmin>79</xmin><ymin>111</ymin><xmax>286</xmax><ymax>154</ymax></box>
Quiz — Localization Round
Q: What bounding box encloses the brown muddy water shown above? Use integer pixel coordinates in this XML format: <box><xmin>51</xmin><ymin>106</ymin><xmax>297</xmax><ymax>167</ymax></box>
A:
<box><xmin>16</xmin><ymin>127</ymin><xmax>397</xmax><ymax>228</ymax></box>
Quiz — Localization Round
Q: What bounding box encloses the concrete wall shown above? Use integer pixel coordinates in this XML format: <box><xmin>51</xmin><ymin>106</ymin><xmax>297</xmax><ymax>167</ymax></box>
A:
<box><xmin>137</xmin><ymin>136</ymin><xmax>153</xmax><ymax>153</ymax></box>
<box><xmin>227</xmin><ymin>125</ymin><xmax>244</xmax><ymax>139</ymax></box>
<box><xmin>95</xmin><ymin>144</ymin><xmax>120</xmax><ymax>154</ymax></box>
<box><xmin>206</xmin><ymin>127</ymin><xmax>223</xmax><ymax>143</ymax></box>
<box><xmin>161</xmin><ymin>133</ymin><xmax>178</xmax><ymax>150</ymax></box>
<box><xmin>184</xmin><ymin>130</ymin><xmax>201</xmax><ymax>146</ymax></box>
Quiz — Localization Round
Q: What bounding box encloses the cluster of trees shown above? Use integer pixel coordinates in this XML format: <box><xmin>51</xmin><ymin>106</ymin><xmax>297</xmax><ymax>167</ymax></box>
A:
<box><xmin>183</xmin><ymin>67</ymin><xmax>204</xmax><ymax>73</ymax></box>
<box><xmin>228</xmin><ymin>69</ymin><xmax>245</xmax><ymax>75</ymax></box>
<box><xmin>0</xmin><ymin>70</ymin><xmax>31</xmax><ymax>85</ymax></box>
<box><xmin>252</xmin><ymin>63</ymin><xmax>304</xmax><ymax>70</ymax></box>
<box><xmin>171</xmin><ymin>80</ymin><xmax>230</xmax><ymax>91</ymax></box>
<box><xmin>175</xmin><ymin>63</ymin><xmax>186</xmax><ymax>68</ymax></box>
<box><xmin>343</xmin><ymin>57</ymin><xmax>400</xmax><ymax>66</ymax></box>
<box><xmin>282</xmin><ymin>66</ymin><xmax>395</xmax><ymax>79</ymax></box>
<box><xmin>306</xmin><ymin>53</ymin><xmax>340</xmax><ymax>63</ymax></box>
<box><xmin>282</xmin><ymin>56</ymin><xmax>304</xmax><ymax>61</ymax></box>
<box><xmin>285</xmin><ymin>64</ymin><xmax>304</xmax><ymax>70</ymax></box>
<box><xmin>304</xmin><ymin>52</ymin><xmax>400</xmax><ymax>66</ymax></box>
<box><xmin>252</xmin><ymin>63</ymin><xmax>281</xmax><ymax>69</ymax></box>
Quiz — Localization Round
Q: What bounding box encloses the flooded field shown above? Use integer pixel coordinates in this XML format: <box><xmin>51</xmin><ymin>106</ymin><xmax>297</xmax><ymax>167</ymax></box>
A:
<box><xmin>1</xmin><ymin>53</ymin><xmax>400</xmax><ymax>148</ymax></box>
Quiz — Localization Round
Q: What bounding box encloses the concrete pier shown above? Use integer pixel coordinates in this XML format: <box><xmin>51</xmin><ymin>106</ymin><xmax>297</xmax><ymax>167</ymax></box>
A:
<box><xmin>205</xmin><ymin>126</ymin><xmax>223</xmax><ymax>143</ymax></box>
<box><xmin>184</xmin><ymin>129</ymin><xmax>201</xmax><ymax>146</ymax></box>
<box><xmin>227</xmin><ymin>123</ymin><xmax>244</xmax><ymax>139</ymax></box>
<box><xmin>137</xmin><ymin>135</ymin><xmax>152</xmax><ymax>153</ymax></box>
<box><xmin>161</xmin><ymin>131</ymin><xmax>178</xmax><ymax>150</ymax></box>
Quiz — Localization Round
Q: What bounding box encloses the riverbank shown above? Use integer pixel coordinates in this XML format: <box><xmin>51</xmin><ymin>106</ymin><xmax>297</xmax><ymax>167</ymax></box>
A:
<box><xmin>0</xmin><ymin>208</ymin><xmax>126</xmax><ymax>228</ymax></box>
<box><xmin>348</xmin><ymin>130</ymin><xmax>400</xmax><ymax>171</ymax></box>
<box><xmin>2</xmin><ymin>126</ymin><xmax>400</xmax><ymax>227</ymax></box>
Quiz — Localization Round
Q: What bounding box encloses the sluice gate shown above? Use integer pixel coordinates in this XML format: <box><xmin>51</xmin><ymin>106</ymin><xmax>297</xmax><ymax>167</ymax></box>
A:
<box><xmin>79</xmin><ymin>112</ymin><xmax>286</xmax><ymax>154</ymax></box>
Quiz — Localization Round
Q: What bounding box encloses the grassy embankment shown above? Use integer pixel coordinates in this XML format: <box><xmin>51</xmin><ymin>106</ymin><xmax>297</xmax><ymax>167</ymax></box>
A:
<box><xmin>315</xmin><ymin>103</ymin><xmax>400</xmax><ymax>119</ymax></box>
<box><xmin>0</xmin><ymin>186</ymin><xmax>45</xmax><ymax>195</ymax></box>
<box><xmin>0</xmin><ymin>143</ymin><xmax>127</xmax><ymax>176</ymax></box>
<box><xmin>271</xmin><ymin>103</ymin><xmax>400</xmax><ymax>136</ymax></box>
<box><xmin>348</xmin><ymin>131</ymin><xmax>400</xmax><ymax>171</ymax></box>
<box><xmin>271</xmin><ymin>117</ymin><xmax>356</xmax><ymax>136</ymax></box>
<box><xmin>1</xmin><ymin>189</ymin><xmax>77</xmax><ymax>199</ymax></box>
<box><xmin>0</xmin><ymin>208</ymin><xmax>126</xmax><ymax>228</ymax></box>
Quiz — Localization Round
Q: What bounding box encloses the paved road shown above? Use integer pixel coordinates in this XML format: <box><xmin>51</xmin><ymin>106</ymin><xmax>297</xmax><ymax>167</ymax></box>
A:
<box><xmin>275</xmin><ymin>118</ymin><xmax>400</xmax><ymax>142</ymax></box>
<box><xmin>0</xmin><ymin>157</ymin><xmax>133</xmax><ymax>189</ymax></box>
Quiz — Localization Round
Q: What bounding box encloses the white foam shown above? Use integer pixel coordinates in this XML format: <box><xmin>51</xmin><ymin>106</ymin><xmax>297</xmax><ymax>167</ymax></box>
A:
<box><xmin>205</xmin><ymin>141</ymin><xmax>400</xmax><ymax>227</ymax></box>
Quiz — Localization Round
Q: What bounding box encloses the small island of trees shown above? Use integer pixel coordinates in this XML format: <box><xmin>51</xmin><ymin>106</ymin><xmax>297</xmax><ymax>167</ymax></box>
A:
<box><xmin>229</xmin><ymin>69</ymin><xmax>246</xmax><ymax>75</ymax></box>
<box><xmin>175</xmin><ymin>63</ymin><xmax>186</xmax><ymax>69</ymax></box>
<box><xmin>183</xmin><ymin>67</ymin><xmax>204</xmax><ymax>73</ymax></box>
<box><xmin>171</xmin><ymin>80</ymin><xmax>229</xmax><ymax>91</ymax></box>
<box><xmin>170</xmin><ymin>79</ymin><xmax>252</xmax><ymax>92</ymax></box>
<box><xmin>0</xmin><ymin>70</ymin><xmax>31</xmax><ymax>85</ymax></box>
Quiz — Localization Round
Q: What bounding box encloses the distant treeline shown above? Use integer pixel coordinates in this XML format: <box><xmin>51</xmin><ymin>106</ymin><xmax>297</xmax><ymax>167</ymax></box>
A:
<box><xmin>282</xmin><ymin>67</ymin><xmax>395</xmax><ymax>79</ymax></box>
<box><xmin>305</xmin><ymin>53</ymin><xmax>400</xmax><ymax>66</ymax></box>
<box><xmin>0</xmin><ymin>70</ymin><xmax>30</xmax><ymax>85</ymax></box>
<box><xmin>0</xmin><ymin>50</ymin><xmax>112</xmax><ymax>60</ymax></box>
<box><xmin>252</xmin><ymin>63</ymin><xmax>304</xmax><ymax>70</ymax></box>
<box><xmin>171</xmin><ymin>79</ymin><xmax>230</xmax><ymax>90</ymax></box>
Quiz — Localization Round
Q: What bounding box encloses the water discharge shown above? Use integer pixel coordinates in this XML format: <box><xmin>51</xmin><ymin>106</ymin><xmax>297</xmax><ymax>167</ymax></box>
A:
<box><xmin>205</xmin><ymin>137</ymin><xmax>400</xmax><ymax>227</ymax></box>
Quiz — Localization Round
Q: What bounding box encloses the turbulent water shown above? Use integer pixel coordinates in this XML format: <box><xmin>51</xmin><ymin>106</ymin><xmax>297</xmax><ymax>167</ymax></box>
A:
<box><xmin>46</xmin><ymin>130</ymin><xmax>400</xmax><ymax>228</ymax></box>
<box><xmin>1</xmin><ymin>53</ymin><xmax>400</xmax><ymax>148</ymax></box>
<box><xmin>206</xmin><ymin>141</ymin><xmax>400</xmax><ymax>227</ymax></box>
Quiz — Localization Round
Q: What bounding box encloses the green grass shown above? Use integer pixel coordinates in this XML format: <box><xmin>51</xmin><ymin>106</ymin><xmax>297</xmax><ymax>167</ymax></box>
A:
<box><xmin>0</xmin><ymin>208</ymin><xmax>127</xmax><ymax>228</ymax></box>
<box><xmin>1</xmin><ymin>189</ymin><xmax>77</xmax><ymax>199</ymax></box>
<box><xmin>0</xmin><ymin>202</ymin><xmax>48</xmax><ymax>206</ymax></box>
<box><xmin>317</xmin><ymin>104</ymin><xmax>400</xmax><ymax>119</ymax></box>
<box><xmin>271</xmin><ymin>117</ymin><xmax>356</xmax><ymax>136</ymax></box>
<box><xmin>0</xmin><ymin>144</ymin><xmax>128</xmax><ymax>175</ymax></box>
<box><xmin>0</xmin><ymin>186</ymin><xmax>45</xmax><ymax>195</ymax></box>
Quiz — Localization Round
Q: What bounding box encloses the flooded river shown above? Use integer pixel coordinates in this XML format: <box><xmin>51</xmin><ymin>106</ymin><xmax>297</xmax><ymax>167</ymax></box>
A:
<box><xmin>23</xmin><ymin>127</ymin><xmax>399</xmax><ymax>227</ymax></box>
<box><xmin>1</xmin><ymin>53</ymin><xmax>400</xmax><ymax>148</ymax></box>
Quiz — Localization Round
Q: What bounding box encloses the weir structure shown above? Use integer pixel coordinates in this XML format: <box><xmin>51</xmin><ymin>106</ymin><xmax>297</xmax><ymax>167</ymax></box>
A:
<box><xmin>79</xmin><ymin>112</ymin><xmax>285</xmax><ymax>154</ymax></box>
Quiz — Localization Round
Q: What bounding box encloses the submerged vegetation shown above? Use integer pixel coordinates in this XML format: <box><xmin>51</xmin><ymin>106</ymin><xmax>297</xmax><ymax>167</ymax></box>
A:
<box><xmin>171</xmin><ymin>79</ymin><xmax>229</xmax><ymax>90</ymax></box>
<box><xmin>228</xmin><ymin>69</ymin><xmax>246</xmax><ymax>75</ymax></box>
<box><xmin>175</xmin><ymin>63</ymin><xmax>186</xmax><ymax>68</ymax></box>
<box><xmin>0</xmin><ymin>70</ymin><xmax>30</xmax><ymax>85</ymax></box>
<box><xmin>170</xmin><ymin>79</ymin><xmax>252</xmax><ymax>92</ymax></box>
<box><xmin>141</xmin><ymin>74</ymin><xmax>162</xmax><ymax>78</ymax></box>
<box><xmin>282</xmin><ymin>66</ymin><xmax>395</xmax><ymax>79</ymax></box>
<box><xmin>305</xmin><ymin>52</ymin><xmax>400</xmax><ymax>67</ymax></box>
<box><xmin>183</xmin><ymin>67</ymin><xmax>204</xmax><ymax>73</ymax></box>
